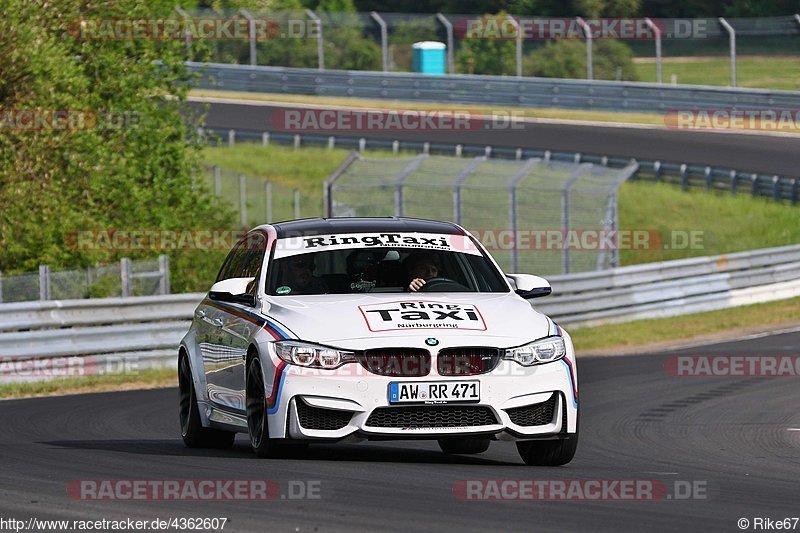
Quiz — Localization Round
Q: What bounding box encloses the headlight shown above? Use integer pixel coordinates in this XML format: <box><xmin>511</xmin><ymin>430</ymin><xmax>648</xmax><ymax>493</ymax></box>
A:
<box><xmin>503</xmin><ymin>336</ymin><xmax>566</xmax><ymax>366</ymax></box>
<box><xmin>273</xmin><ymin>340</ymin><xmax>356</xmax><ymax>369</ymax></box>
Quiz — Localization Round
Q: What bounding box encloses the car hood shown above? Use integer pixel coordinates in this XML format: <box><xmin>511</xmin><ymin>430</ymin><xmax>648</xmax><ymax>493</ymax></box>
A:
<box><xmin>262</xmin><ymin>292</ymin><xmax>550</xmax><ymax>348</ymax></box>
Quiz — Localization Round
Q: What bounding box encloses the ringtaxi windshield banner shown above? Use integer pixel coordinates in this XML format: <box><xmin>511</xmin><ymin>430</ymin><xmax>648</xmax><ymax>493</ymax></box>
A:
<box><xmin>273</xmin><ymin>232</ymin><xmax>482</xmax><ymax>258</ymax></box>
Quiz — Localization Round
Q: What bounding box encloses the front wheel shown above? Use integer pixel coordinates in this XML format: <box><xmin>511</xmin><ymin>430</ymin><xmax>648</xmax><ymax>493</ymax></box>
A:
<box><xmin>516</xmin><ymin>434</ymin><xmax>578</xmax><ymax>466</ymax></box>
<box><xmin>246</xmin><ymin>356</ymin><xmax>308</xmax><ymax>458</ymax></box>
<box><xmin>179</xmin><ymin>354</ymin><xmax>235</xmax><ymax>449</ymax></box>
<box><xmin>438</xmin><ymin>437</ymin><xmax>491</xmax><ymax>455</ymax></box>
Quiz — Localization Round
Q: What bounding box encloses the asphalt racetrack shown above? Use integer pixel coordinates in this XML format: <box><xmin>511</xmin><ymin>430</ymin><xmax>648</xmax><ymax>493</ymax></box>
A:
<box><xmin>2</xmin><ymin>330</ymin><xmax>798</xmax><ymax>532</ymax></box>
<box><xmin>191</xmin><ymin>98</ymin><xmax>800</xmax><ymax>177</ymax></box>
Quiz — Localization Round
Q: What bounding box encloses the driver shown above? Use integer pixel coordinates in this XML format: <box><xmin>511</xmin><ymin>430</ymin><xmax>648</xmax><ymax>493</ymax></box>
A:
<box><xmin>405</xmin><ymin>252</ymin><xmax>441</xmax><ymax>292</ymax></box>
<box><xmin>277</xmin><ymin>255</ymin><xmax>328</xmax><ymax>295</ymax></box>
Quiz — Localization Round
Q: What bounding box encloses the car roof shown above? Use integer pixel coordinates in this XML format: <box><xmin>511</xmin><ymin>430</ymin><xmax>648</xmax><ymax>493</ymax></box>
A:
<box><xmin>264</xmin><ymin>217</ymin><xmax>465</xmax><ymax>238</ymax></box>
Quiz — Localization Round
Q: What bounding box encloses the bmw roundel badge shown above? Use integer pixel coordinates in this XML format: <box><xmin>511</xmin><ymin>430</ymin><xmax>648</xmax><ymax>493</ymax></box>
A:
<box><xmin>425</xmin><ymin>338</ymin><xmax>439</xmax><ymax>346</ymax></box>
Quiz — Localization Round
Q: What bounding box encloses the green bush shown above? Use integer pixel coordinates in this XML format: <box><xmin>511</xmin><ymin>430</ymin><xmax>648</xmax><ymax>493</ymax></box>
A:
<box><xmin>525</xmin><ymin>39</ymin><xmax>639</xmax><ymax>81</ymax></box>
<box><xmin>455</xmin><ymin>12</ymin><xmax>518</xmax><ymax>76</ymax></box>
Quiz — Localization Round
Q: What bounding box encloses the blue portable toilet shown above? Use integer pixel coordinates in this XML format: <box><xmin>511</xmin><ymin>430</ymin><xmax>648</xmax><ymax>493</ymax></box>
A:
<box><xmin>412</xmin><ymin>41</ymin><xmax>446</xmax><ymax>75</ymax></box>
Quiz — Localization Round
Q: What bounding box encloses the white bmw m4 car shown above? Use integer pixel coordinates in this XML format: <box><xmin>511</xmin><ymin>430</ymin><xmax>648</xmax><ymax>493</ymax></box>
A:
<box><xmin>178</xmin><ymin>217</ymin><xmax>578</xmax><ymax>465</ymax></box>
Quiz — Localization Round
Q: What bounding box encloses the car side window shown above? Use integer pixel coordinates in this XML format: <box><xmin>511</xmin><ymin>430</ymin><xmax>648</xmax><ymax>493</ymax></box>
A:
<box><xmin>216</xmin><ymin>242</ymin><xmax>247</xmax><ymax>282</ymax></box>
<box><xmin>241</xmin><ymin>234</ymin><xmax>266</xmax><ymax>296</ymax></box>
<box><xmin>216</xmin><ymin>233</ymin><xmax>267</xmax><ymax>286</ymax></box>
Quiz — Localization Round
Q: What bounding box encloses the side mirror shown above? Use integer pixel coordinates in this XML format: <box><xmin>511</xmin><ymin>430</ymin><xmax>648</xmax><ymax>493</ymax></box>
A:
<box><xmin>209</xmin><ymin>277</ymin><xmax>256</xmax><ymax>306</ymax></box>
<box><xmin>507</xmin><ymin>274</ymin><xmax>552</xmax><ymax>299</ymax></box>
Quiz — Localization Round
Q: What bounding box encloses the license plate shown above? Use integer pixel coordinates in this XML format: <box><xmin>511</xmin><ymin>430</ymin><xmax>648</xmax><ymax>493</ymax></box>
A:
<box><xmin>388</xmin><ymin>381</ymin><xmax>480</xmax><ymax>404</ymax></box>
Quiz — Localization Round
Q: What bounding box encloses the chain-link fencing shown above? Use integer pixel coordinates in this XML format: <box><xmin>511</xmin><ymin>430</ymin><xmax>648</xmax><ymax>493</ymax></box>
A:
<box><xmin>326</xmin><ymin>154</ymin><xmax>637</xmax><ymax>275</ymax></box>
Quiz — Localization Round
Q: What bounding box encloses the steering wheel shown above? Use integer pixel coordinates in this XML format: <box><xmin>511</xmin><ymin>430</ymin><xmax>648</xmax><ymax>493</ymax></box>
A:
<box><xmin>418</xmin><ymin>277</ymin><xmax>469</xmax><ymax>292</ymax></box>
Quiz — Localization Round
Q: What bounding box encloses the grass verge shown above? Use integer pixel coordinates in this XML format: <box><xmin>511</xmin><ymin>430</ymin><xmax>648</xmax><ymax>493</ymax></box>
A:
<box><xmin>634</xmin><ymin>56</ymin><xmax>800</xmax><ymax>91</ymax></box>
<box><xmin>569</xmin><ymin>296</ymin><xmax>800</xmax><ymax>353</ymax></box>
<box><xmin>0</xmin><ymin>368</ymin><xmax>176</xmax><ymax>400</ymax></box>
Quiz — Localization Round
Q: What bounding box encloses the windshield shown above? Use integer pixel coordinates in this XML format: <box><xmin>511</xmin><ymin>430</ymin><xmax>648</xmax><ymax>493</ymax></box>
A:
<box><xmin>267</xmin><ymin>244</ymin><xmax>509</xmax><ymax>296</ymax></box>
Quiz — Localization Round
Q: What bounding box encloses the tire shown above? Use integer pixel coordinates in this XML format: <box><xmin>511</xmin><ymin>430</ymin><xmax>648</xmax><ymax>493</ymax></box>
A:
<box><xmin>246</xmin><ymin>356</ymin><xmax>309</xmax><ymax>458</ymax></box>
<box><xmin>438</xmin><ymin>437</ymin><xmax>491</xmax><ymax>455</ymax></box>
<box><xmin>179</xmin><ymin>354</ymin><xmax>235</xmax><ymax>449</ymax></box>
<box><xmin>516</xmin><ymin>434</ymin><xmax>578</xmax><ymax>466</ymax></box>
<box><xmin>517</xmin><ymin>397</ymin><xmax>579</xmax><ymax>466</ymax></box>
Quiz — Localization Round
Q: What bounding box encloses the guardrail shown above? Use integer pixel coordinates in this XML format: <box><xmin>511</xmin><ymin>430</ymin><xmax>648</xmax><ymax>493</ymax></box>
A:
<box><xmin>2</xmin><ymin>244</ymin><xmax>799</xmax><ymax>382</ymax></box>
<box><xmin>188</xmin><ymin>62</ymin><xmax>800</xmax><ymax>115</ymax></box>
<box><xmin>205</xmin><ymin>127</ymin><xmax>799</xmax><ymax>203</ymax></box>
<box><xmin>538</xmin><ymin>244</ymin><xmax>800</xmax><ymax>325</ymax></box>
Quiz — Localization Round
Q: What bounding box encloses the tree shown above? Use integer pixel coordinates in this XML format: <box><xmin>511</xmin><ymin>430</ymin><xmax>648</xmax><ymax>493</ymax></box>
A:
<box><xmin>0</xmin><ymin>0</ymin><xmax>233</xmax><ymax>292</ymax></box>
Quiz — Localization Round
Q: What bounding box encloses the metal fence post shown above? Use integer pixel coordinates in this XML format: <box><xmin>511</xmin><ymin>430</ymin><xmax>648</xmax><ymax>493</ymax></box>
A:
<box><xmin>158</xmin><ymin>254</ymin><xmax>170</xmax><ymax>295</ymax></box>
<box><xmin>751</xmin><ymin>173</ymin><xmax>758</xmax><ymax>196</ymax></box>
<box><xmin>509</xmin><ymin>158</ymin><xmax>540</xmax><ymax>273</ymax></box>
<box><xmin>772</xmin><ymin>176</ymin><xmax>780</xmax><ymax>202</ymax></box>
<box><xmin>644</xmin><ymin>18</ymin><xmax>662</xmax><ymax>83</ymax></box>
<box><xmin>175</xmin><ymin>6</ymin><xmax>192</xmax><ymax>59</ymax></box>
<box><xmin>293</xmin><ymin>189</ymin><xmax>301</xmax><ymax>219</ymax></box>
<box><xmin>0</xmin><ymin>270</ymin><xmax>3</xmax><ymax>303</ymax></box>
<box><xmin>452</xmin><ymin>156</ymin><xmax>484</xmax><ymax>225</ymax></box>
<box><xmin>214</xmin><ymin>165</ymin><xmax>221</xmax><ymax>198</ymax></box>
<box><xmin>718</xmin><ymin>17</ymin><xmax>736</xmax><ymax>87</ymax></box>
<box><xmin>680</xmin><ymin>163</ymin><xmax>689</xmax><ymax>190</ymax></box>
<box><xmin>262</xmin><ymin>132</ymin><xmax>270</xmax><ymax>146</ymax></box>
<box><xmin>506</xmin><ymin>15</ymin><xmax>522</xmax><ymax>78</ymax></box>
<box><xmin>239</xmin><ymin>174</ymin><xmax>247</xmax><ymax>227</ymax></box>
<box><xmin>228</xmin><ymin>129</ymin><xmax>236</xmax><ymax>147</ymax></box>
<box><xmin>436</xmin><ymin>13</ymin><xmax>455</xmax><ymax>74</ymax></box>
<box><xmin>576</xmin><ymin>17</ymin><xmax>593</xmax><ymax>80</ymax></box>
<box><xmin>394</xmin><ymin>154</ymin><xmax>427</xmax><ymax>217</ymax></box>
<box><xmin>561</xmin><ymin>165</ymin><xmax>587</xmax><ymax>274</ymax></box>
<box><xmin>265</xmin><ymin>181</ymin><xmax>273</xmax><ymax>223</ymax></box>
<box><xmin>610</xmin><ymin>191</ymin><xmax>620</xmax><ymax>268</ymax></box>
<box><xmin>371</xmin><ymin>12</ymin><xmax>389</xmax><ymax>72</ymax></box>
<box><xmin>306</xmin><ymin>9</ymin><xmax>325</xmax><ymax>70</ymax></box>
<box><xmin>120</xmin><ymin>258</ymin><xmax>131</xmax><ymax>298</ymax></box>
<box><xmin>39</xmin><ymin>265</ymin><xmax>50</xmax><ymax>301</ymax></box>
<box><xmin>323</xmin><ymin>151</ymin><xmax>360</xmax><ymax>217</ymax></box>
<box><xmin>792</xmin><ymin>178</ymin><xmax>798</xmax><ymax>205</ymax></box>
<box><xmin>240</xmin><ymin>8</ymin><xmax>257</xmax><ymax>66</ymax></box>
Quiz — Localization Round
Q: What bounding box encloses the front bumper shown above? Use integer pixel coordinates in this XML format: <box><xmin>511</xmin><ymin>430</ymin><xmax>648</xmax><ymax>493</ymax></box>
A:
<box><xmin>267</xmin><ymin>358</ymin><xmax>578</xmax><ymax>441</ymax></box>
